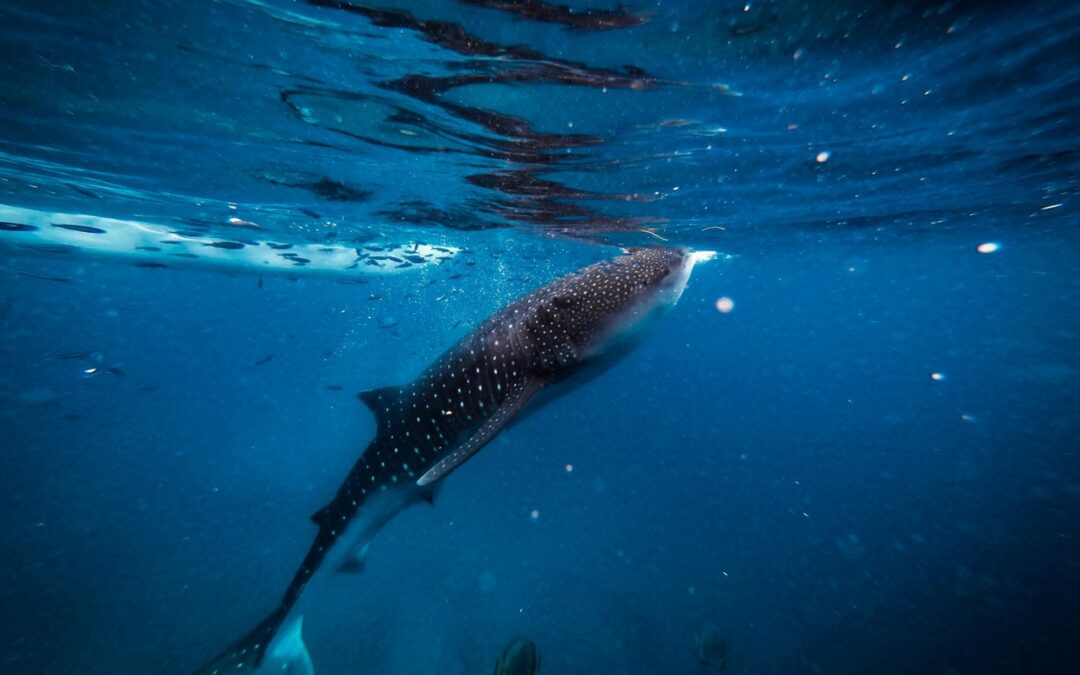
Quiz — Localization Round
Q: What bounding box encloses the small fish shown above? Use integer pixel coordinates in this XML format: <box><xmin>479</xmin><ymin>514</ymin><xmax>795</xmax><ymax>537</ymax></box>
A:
<box><xmin>51</xmin><ymin>223</ymin><xmax>106</xmax><ymax>234</ymax></box>
<box><xmin>54</xmin><ymin>351</ymin><xmax>100</xmax><ymax>361</ymax></box>
<box><xmin>135</xmin><ymin>262</ymin><xmax>168</xmax><ymax>269</ymax></box>
<box><xmin>205</xmin><ymin>241</ymin><xmax>246</xmax><ymax>250</ymax></box>
<box><xmin>224</xmin><ymin>218</ymin><xmax>261</xmax><ymax>230</ymax></box>
<box><xmin>299</xmin><ymin>208</ymin><xmax>321</xmax><ymax>219</ymax></box>
<box><xmin>19</xmin><ymin>243</ymin><xmax>78</xmax><ymax>254</ymax></box>
<box><xmin>0</xmin><ymin>221</ymin><xmax>36</xmax><ymax>232</ymax></box>
<box><xmin>106</xmin><ymin>367</ymin><xmax>126</xmax><ymax>377</ymax></box>
<box><xmin>325</xmin><ymin>385</ymin><xmax>343</xmax><ymax>391</ymax></box>
<box><xmin>16</xmin><ymin>270</ymin><xmax>71</xmax><ymax>283</ymax></box>
<box><xmin>68</xmin><ymin>184</ymin><xmax>100</xmax><ymax>200</ymax></box>
<box><xmin>254</xmin><ymin>353</ymin><xmax>277</xmax><ymax>366</ymax></box>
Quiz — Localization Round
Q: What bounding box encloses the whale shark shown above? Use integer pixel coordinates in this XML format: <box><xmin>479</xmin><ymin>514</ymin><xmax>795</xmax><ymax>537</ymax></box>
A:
<box><xmin>196</xmin><ymin>246</ymin><xmax>715</xmax><ymax>674</ymax></box>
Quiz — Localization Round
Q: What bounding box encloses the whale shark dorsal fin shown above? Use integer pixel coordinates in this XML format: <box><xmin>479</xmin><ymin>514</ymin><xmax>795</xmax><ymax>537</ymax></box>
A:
<box><xmin>357</xmin><ymin>385</ymin><xmax>404</xmax><ymax>432</ymax></box>
<box><xmin>417</xmin><ymin>377</ymin><xmax>544</xmax><ymax>487</ymax></box>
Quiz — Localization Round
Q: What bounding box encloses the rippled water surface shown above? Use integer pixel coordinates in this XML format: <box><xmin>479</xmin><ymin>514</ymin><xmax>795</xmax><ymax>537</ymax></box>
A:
<box><xmin>1</xmin><ymin>1</ymin><xmax>1077</xmax><ymax>674</ymax></box>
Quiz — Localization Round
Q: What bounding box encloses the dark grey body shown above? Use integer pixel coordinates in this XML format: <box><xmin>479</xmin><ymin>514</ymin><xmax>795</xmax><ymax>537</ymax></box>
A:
<box><xmin>196</xmin><ymin>247</ymin><xmax>704</xmax><ymax>673</ymax></box>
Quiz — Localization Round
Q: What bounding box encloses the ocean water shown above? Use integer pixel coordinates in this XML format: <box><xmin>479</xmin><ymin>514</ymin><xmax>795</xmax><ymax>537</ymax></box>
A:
<box><xmin>1</xmin><ymin>1</ymin><xmax>1078</xmax><ymax>674</ymax></box>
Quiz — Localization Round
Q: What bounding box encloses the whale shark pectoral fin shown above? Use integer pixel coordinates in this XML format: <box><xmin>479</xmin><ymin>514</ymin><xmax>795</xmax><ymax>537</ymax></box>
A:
<box><xmin>417</xmin><ymin>377</ymin><xmax>544</xmax><ymax>487</ymax></box>
<box><xmin>420</xmin><ymin>483</ymin><xmax>440</xmax><ymax>505</ymax></box>
<box><xmin>338</xmin><ymin>541</ymin><xmax>371</xmax><ymax>574</ymax></box>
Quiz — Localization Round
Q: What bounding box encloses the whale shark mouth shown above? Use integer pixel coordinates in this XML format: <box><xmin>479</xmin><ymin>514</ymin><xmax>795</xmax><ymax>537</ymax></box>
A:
<box><xmin>0</xmin><ymin>204</ymin><xmax>459</xmax><ymax>277</ymax></box>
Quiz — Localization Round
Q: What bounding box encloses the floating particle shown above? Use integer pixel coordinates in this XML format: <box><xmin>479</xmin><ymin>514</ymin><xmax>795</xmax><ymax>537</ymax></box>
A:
<box><xmin>793</xmin><ymin>48</ymin><xmax>804</xmax><ymax>61</ymax></box>
<box><xmin>816</xmin><ymin>151</ymin><xmax>830</xmax><ymax>163</ymax></box>
<box><xmin>1040</xmin><ymin>203</ymin><xmax>1062</xmax><ymax>211</ymax></box>
<box><xmin>529</xmin><ymin>509</ymin><xmax>540</xmax><ymax>522</ymax></box>
<box><xmin>565</xmin><ymin>464</ymin><xmax>574</xmax><ymax>473</ymax></box>
<box><xmin>715</xmin><ymin>297</ymin><xmax>735</xmax><ymax>313</ymax></box>
<box><xmin>930</xmin><ymin>372</ymin><xmax>945</xmax><ymax>381</ymax></box>
<box><xmin>976</xmin><ymin>242</ymin><xmax>1000</xmax><ymax>254</ymax></box>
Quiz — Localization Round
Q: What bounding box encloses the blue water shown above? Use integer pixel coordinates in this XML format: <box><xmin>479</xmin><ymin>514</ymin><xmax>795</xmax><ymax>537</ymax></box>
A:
<box><xmin>1</xmin><ymin>1</ymin><xmax>1078</xmax><ymax>673</ymax></box>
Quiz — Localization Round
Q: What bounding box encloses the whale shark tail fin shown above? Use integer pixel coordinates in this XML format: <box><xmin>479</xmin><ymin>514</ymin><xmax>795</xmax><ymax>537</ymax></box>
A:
<box><xmin>261</xmin><ymin>615</ymin><xmax>314</xmax><ymax>675</ymax></box>
<box><xmin>194</xmin><ymin>606</ymin><xmax>298</xmax><ymax>674</ymax></box>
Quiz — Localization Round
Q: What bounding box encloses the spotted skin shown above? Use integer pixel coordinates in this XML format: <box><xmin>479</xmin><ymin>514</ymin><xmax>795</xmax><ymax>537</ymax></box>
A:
<box><xmin>196</xmin><ymin>247</ymin><xmax>703</xmax><ymax>673</ymax></box>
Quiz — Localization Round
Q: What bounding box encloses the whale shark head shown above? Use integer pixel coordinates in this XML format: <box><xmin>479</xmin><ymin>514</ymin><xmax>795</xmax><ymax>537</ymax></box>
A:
<box><xmin>547</xmin><ymin>247</ymin><xmax>715</xmax><ymax>361</ymax></box>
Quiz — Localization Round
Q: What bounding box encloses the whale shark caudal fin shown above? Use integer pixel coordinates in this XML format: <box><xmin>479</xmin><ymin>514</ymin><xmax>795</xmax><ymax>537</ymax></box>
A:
<box><xmin>417</xmin><ymin>376</ymin><xmax>544</xmax><ymax>487</ymax></box>
<box><xmin>260</xmin><ymin>616</ymin><xmax>314</xmax><ymax>675</ymax></box>
<box><xmin>193</xmin><ymin>607</ymin><xmax>312</xmax><ymax>674</ymax></box>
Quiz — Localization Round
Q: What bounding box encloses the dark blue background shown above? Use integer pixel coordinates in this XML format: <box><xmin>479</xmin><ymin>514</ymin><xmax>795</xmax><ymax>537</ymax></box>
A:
<box><xmin>1</xmin><ymin>1</ymin><xmax>1077</xmax><ymax>673</ymax></box>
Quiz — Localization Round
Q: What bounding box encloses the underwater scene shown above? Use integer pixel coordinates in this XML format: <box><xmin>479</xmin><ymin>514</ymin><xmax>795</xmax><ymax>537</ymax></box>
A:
<box><xmin>1</xmin><ymin>1</ymin><xmax>1077</xmax><ymax>673</ymax></box>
